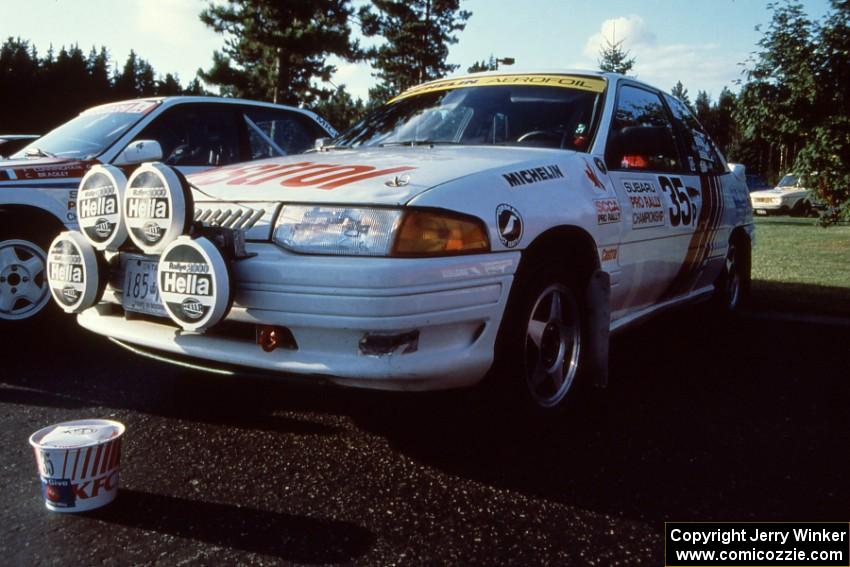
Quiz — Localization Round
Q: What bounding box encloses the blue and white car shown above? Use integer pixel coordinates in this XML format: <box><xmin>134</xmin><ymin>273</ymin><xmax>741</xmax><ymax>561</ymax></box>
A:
<box><xmin>0</xmin><ymin>96</ymin><xmax>336</xmax><ymax>321</ymax></box>
<box><xmin>53</xmin><ymin>70</ymin><xmax>753</xmax><ymax>410</ymax></box>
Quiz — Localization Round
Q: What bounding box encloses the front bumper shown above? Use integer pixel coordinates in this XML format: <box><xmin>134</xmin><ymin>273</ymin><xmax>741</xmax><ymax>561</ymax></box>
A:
<box><xmin>77</xmin><ymin>243</ymin><xmax>520</xmax><ymax>391</ymax></box>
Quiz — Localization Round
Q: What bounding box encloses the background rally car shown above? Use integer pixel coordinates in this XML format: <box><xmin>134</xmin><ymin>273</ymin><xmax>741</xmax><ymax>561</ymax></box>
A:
<box><xmin>749</xmin><ymin>173</ymin><xmax>815</xmax><ymax>216</ymax></box>
<box><xmin>52</xmin><ymin>70</ymin><xmax>754</xmax><ymax>410</ymax></box>
<box><xmin>0</xmin><ymin>96</ymin><xmax>336</xmax><ymax>321</ymax></box>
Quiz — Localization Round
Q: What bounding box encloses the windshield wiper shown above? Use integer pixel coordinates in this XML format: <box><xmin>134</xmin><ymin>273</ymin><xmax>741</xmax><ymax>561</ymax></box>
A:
<box><xmin>24</xmin><ymin>147</ymin><xmax>56</xmax><ymax>158</ymax></box>
<box><xmin>378</xmin><ymin>140</ymin><xmax>461</xmax><ymax>147</ymax></box>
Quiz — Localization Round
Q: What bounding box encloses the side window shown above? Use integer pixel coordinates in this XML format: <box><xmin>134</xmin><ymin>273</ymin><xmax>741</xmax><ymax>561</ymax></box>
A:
<box><xmin>242</xmin><ymin>108</ymin><xmax>323</xmax><ymax>159</ymax></box>
<box><xmin>606</xmin><ymin>85</ymin><xmax>683</xmax><ymax>172</ymax></box>
<box><xmin>135</xmin><ymin>105</ymin><xmax>241</xmax><ymax>167</ymax></box>
<box><xmin>664</xmin><ymin>95</ymin><xmax>726</xmax><ymax>174</ymax></box>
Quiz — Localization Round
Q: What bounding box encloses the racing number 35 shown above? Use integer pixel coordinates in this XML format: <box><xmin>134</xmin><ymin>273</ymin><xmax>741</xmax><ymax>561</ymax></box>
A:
<box><xmin>658</xmin><ymin>176</ymin><xmax>697</xmax><ymax>227</ymax></box>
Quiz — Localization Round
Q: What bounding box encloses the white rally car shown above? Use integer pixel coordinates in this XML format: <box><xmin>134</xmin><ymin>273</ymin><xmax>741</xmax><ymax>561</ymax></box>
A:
<box><xmin>749</xmin><ymin>173</ymin><xmax>815</xmax><ymax>216</ymax></box>
<box><xmin>50</xmin><ymin>70</ymin><xmax>753</xmax><ymax>410</ymax></box>
<box><xmin>0</xmin><ymin>96</ymin><xmax>336</xmax><ymax>321</ymax></box>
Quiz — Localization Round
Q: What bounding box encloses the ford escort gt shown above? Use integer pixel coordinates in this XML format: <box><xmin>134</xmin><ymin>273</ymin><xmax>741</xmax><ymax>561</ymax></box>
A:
<box><xmin>0</xmin><ymin>96</ymin><xmax>336</xmax><ymax>321</ymax></box>
<box><xmin>48</xmin><ymin>70</ymin><xmax>754</xmax><ymax>410</ymax></box>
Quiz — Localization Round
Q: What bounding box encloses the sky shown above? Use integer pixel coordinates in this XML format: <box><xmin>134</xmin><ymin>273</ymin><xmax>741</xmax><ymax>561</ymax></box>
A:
<box><xmin>0</xmin><ymin>0</ymin><xmax>833</xmax><ymax>103</ymax></box>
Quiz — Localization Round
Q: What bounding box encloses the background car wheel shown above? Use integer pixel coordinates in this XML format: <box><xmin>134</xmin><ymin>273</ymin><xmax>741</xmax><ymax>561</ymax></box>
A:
<box><xmin>0</xmin><ymin>238</ymin><xmax>52</xmax><ymax>321</ymax></box>
<box><xmin>713</xmin><ymin>236</ymin><xmax>751</xmax><ymax>313</ymax></box>
<box><xmin>493</xmin><ymin>262</ymin><xmax>587</xmax><ymax>412</ymax></box>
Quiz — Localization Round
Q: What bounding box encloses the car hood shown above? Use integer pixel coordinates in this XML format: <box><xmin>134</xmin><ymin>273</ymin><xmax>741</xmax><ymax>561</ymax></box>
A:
<box><xmin>750</xmin><ymin>187</ymin><xmax>808</xmax><ymax>198</ymax></box>
<box><xmin>0</xmin><ymin>156</ymin><xmax>95</xmax><ymax>182</ymax></box>
<box><xmin>187</xmin><ymin>146</ymin><xmax>576</xmax><ymax>205</ymax></box>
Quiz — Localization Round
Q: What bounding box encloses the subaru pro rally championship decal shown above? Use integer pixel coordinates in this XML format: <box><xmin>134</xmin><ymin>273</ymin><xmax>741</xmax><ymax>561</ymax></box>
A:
<box><xmin>124</xmin><ymin>163</ymin><xmax>193</xmax><ymax>254</ymax></box>
<box><xmin>77</xmin><ymin>165</ymin><xmax>128</xmax><ymax>251</ymax></box>
<box><xmin>46</xmin><ymin>232</ymin><xmax>103</xmax><ymax>313</ymax></box>
<box><xmin>157</xmin><ymin>236</ymin><xmax>231</xmax><ymax>332</ymax></box>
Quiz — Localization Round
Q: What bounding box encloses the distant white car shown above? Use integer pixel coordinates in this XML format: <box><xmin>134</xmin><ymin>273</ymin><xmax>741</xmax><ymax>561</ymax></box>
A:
<box><xmin>0</xmin><ymin>96</ymin><xmax>336</xmax><ymax>321</ymax></box>
<box><xmin>51</xmin><ymin>70</ymin><xmax>753</xmax><ymax>410</ymax></box>
<box><xmin>750</xmin><ymin>174</ymin><xmax>814</xmax><ymax>216</ymax></box>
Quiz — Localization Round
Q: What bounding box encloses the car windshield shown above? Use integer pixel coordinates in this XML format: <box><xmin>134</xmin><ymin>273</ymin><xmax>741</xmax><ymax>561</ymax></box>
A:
<box><xmin>333</xmin><ymin>81</ymin><xmax>603</xmax><ymax>151</ymax></box>
<box><xmin>11</xmin><ymin>101</ymin><xmax>157</xmax><ymax>160</ymax></box>
<box><xmin>778</xmin><ymin>174</ymin><xmax>798</xmax><ymax>188</ymax></box>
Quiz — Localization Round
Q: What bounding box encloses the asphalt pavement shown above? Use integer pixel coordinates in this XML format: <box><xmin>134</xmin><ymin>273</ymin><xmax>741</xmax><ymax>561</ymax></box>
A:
<box><xmin>1</xmin><ymin>306</ymin><xmax>848</xmax><ymax>566</ymax></box>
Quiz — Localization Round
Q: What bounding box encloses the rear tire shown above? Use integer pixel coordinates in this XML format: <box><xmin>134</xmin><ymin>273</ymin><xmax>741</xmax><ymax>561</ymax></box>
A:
<box><xmin>713</xmin><ymin>236</ymin><xmax>751</xmax><ymax>313</ymax></box>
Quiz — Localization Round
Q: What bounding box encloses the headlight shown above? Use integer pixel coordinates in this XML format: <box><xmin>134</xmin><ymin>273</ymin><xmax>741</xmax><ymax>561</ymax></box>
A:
<box><xmin>273</xmin><ymin>205</ymin><xmax>402</xmax><ymax>256</ymax></box>
<box><xmin>273</xmin><ymin>205</ymin><xmax>490</xmax><ymax>257</ymax></box>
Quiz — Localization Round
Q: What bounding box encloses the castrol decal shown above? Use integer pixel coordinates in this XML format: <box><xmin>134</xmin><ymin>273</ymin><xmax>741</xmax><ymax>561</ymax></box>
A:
<box><xmin>124</xmin><ymin>163</ymin><xmax>192</xmax><ymax>254</ymax></box>
<box><xmin>77</xmin><ymin>165</ymin><xmax>128</xmax><ymax>250</ymax></box>
<box><xmin>157</xmin><ymin>236</ymin><xmax>231</xmax><ymax>332</ymax></box>
<box><xmin>46</xmin><ymin>231</ymin><xmax>103</xmax><ymax>314</ymax></box>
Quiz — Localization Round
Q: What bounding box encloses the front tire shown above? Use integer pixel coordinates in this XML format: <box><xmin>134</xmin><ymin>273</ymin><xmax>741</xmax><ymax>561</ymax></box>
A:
<box><xmin>495</xmin><ymin>262</ymin><xmax>587</xmax><ymax>411</ymax></box>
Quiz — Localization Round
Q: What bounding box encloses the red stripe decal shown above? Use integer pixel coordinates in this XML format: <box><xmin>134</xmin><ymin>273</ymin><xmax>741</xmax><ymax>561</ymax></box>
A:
<box><xmin>71</xmin><ymin>448</ymin><xmax>80</xmax><ymax>480</ymax></box>
<box><xmin>100</xmin><ymin>442</ymin><xmax>113</xmax><ymax>475</ymax></box>
<box><xmin>80</xmin><ymin>447</ymin><xmax>92</xmax><ymax>480</ymax></box>
<box><xmin>61</xmin><ymin>449</ymin><xmax>69</xmax><ymax>478</ymax></box>
<box><xmin>90</xmin><ymin>444</ymin><xmax>105</xmax><ymax>478</ymax></box>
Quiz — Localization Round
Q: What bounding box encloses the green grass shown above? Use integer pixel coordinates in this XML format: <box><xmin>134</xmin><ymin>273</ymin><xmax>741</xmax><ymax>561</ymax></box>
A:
<box><xmin>751</xmin><ymin>216</ymin><xmax>850</xmax><ymax>317</ymax></box>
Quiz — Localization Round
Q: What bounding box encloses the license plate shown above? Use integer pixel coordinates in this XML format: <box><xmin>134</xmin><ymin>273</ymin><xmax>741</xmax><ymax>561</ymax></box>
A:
<box><xmin>756</xmin><ymin>209</ymin><xmax>768</xmax><ymax>215</ymax></box>
<box><xmin>122</xmin><ymin>257</ymin><xmax>166</xmax><ymax>317</ymax></box>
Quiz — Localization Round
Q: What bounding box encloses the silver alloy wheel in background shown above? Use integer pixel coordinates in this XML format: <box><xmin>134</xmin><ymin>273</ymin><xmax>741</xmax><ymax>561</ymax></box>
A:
<box><xmin>524</xmin><ymin>283</ymin><xmax>581</xmax><ymax>408</ymax></box>
<box><xmin>725</xmin><ymin>243</ymin><xmax>741</xmax><ymax>311</ymax></box>
<box><xmin>0</xmin><ymin>239</ymin><xmax>50</xmax><ymax>320</ymax></box>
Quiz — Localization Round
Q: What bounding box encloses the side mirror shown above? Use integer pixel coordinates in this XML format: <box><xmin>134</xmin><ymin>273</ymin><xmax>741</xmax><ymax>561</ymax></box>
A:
<box><xmin>728</xmin><ymin>162</ymin><xmax>746</xmax><ymax>182</ymax></box>
<box><xmin>114</xmin><ymin>139</ymin><xmax>163</xmax><ymax>166</ymax></box>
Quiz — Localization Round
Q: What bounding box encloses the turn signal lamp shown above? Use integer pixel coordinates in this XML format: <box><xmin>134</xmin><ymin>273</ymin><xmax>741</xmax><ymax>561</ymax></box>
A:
<box><xmin>393</xmin><ymin>210</ymin><xmax>489</xmax><ymax>256</ymax></box>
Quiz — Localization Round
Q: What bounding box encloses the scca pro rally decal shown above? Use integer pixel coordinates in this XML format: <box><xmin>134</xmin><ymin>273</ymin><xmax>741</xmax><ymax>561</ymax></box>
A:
<box><xmin>595</xmin><ymin>198</ymin><xmax>621</xmax><ymax>224</ymax></box>
<box><xmin>190</xmin><ymin>161</ymin><xmax>415</xmax><ymax>191</ymax></box>
<box><xmin>495</xmin><ymin>204</ymin><xmax>522</xmax><ymax>248</ymax></box>
<box><xmin>622</xmin><ymin>179</ymin><xmax>665</xmax><ymax>229</ymax></box>
<box><xmin>502</xmin><ymin>165</ymin><xmax>564</xmax><ymax>188</ymax></box>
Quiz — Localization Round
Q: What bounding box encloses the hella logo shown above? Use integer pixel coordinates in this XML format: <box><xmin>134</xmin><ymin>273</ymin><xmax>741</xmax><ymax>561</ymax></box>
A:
<box><xmin>180</xmin><ymin>297</ymin><xmax>205</xmax><ymax>319</ymax></box>
<box><xmin>142</xmin><ymin>222</ymin><xmax>162</xmax><ymax>242</ymax></box>
<box><xmin>61</xmin><ymin>285</ymin><xmax>79</xmax><ymax>302</ymax></box>
<box><xmin>94</xmin><ymin>218</ymin><xmax>111</xmax><ymax>238</ymax></box>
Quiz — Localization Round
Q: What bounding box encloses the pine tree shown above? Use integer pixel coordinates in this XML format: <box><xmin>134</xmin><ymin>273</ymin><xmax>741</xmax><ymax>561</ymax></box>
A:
<box><xmin>310</xmin><ymin>84</ymin><xmax>366</xmax><ymax>131</ymax></box>
<box><xmin>598</xmin><ymin>38</ymin><xmax>635</xmax><ymax>75</ymax></box>
<box><xmin>670</xmin><ymin>81</ymin><xmax>691</xmax><ymax>108</ymax></box>
<box><xmin>468</xmin><ymin>55</ymin><xmax>497</xmax><ymax>73</ymax></box>
<box><xmin>199</xmin><ymin>0</ymin><xmax>361</xmax><ymax>106</ymax></box>
<box><xmin>359</xmin><ymin>0</ymin><xmax>471</xmax><ymax>104</ymax></box>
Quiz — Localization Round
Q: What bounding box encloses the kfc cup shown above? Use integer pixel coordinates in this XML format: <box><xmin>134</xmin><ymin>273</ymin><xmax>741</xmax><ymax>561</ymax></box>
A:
<box><xmin>29</xmin><ymin>419</ymin><xmax>125</xmax><ymax>512</ymax></box>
